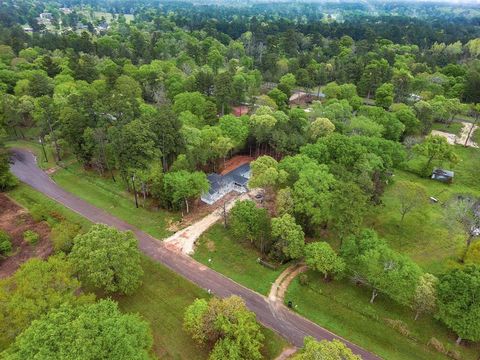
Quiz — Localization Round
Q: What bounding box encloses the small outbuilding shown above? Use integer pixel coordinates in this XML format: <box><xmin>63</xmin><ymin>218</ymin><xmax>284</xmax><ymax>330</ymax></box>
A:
<box><xmin>431</xmin><ymin>168</ymin><xmax>454</xmax><ymax>184</ymax></box>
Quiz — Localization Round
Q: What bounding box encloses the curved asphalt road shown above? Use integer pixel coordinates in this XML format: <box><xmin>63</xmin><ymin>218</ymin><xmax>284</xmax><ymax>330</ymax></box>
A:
<box><xmin>10</xmin><ymin>148</ymin><xmax>381</xmax><ymax>360</ymax></box>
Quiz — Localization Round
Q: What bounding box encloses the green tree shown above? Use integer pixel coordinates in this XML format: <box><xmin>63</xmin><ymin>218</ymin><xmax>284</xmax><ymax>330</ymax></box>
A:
<box><xmin>229</xmin><ymin>200</ymin><xmax>271</xmax><ymax>253</ymax></box>
<box><xmin>413</xmin><ymin>135</ymin><xmax>457</xmax><ymax>175</ymax></box>
<box><xmin>359</xmin><ymin>246</ymin><xmax>422</xmax><ymax>305</ymax></box>
<box><xmin>412</xmin><ymin>273</ymin><xmax>438</xmax><ymax>321</ymax></box>
<box><xmin>309</xmin><ymin>117</ymin><xmax>335</xmax><ymax>141</ymax></box>
<box><xmin>329</xmin><ymin>181</ymin><xmax>368</xmax><ymax>242</ymax></box>
<box><xmin>2</xmin><ymin>300</ymin><xmax>153</xmax><ymax>360</ymax></box>
<box><xmin>0</xmin><ymin>256</ymin><xmax>93</xmax><ymax>346</ymax></box>
<box><xmin>305</xmin><ymin>242</ymin><xmax>345</xmax><ymax>280</ymax></box>
<box><xmin>184</xmin><ymin>296</ymin><xmax>264</xmax><ymax>360</ymax></box>
<box><xmin>249</xmin><ymin>155</ymin><xmax>287</xmax><ymax>193</ymax></box>
<box><xmin>142</xmin><ymin>105</ymin><xmax>184</xmax><ymax>170</ymax></box>
<box><xmin>293</xmin><ymin>337</ymin><xmax>361</xmax><ymax>360</ymax></box>
<box><xmin>214</xmin><ymin>71</ymin><xmax>233</xmax><ymax>115</ymax></box>
<box><xmin>268</xmin><ymin>88</ymin><xmax>288</xmax><ymax>110</ymax></box>
<box><xmin>69</xmin><ymin>224</ymin><xmax>143</xmax><ymax>295</ymax></box>
<box><xmin>437</xmin><ymin>265</ymin><xmax>480</xmax><ymax>344</ymax></box>
<box><xmin>392</xmin><ymin>180</ymin><xmax>427</xmax><ymax>224</ymax></box>
<box><xmin>108</xmin><ymin>119</ymin><xmax>158</xmax><ymax>194</ymax></box>
<box><xmin>271</xmin><ymin>213</ymin><xmax>305</xmax><ymax>260</ymax></box>
<box><xmin>163</xmin><ymin>170</ymin><xmax>209</xmax><ymax>214</ymax></box>
<box><xmin>375</xmin><ymin>83</ymin><xmax>394</xmax><ymax>109</ymax></box>
<box><xmin>292</xmin><ymin>163</ymin><xmax>336</xmax><ymax>231</ymax></box>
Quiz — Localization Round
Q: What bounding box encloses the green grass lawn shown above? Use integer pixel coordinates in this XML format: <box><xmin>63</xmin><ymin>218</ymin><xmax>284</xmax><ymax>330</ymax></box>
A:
<box><xmin>193</xmin><ymin>224</ymin><xmax>288</xmax><ymax>295</ymax></box>
<box><xmin>111</xmin><ymin>256</ymin><xmax>288</xmax><ymax>360</ymax></box>
<box><xmin>286</xmin><ymin>271</ymin><xmax>480</xmax><ymax>360</ymax></box>
<box><xmin>473</xmin><ymin>127</ymin><xmax>480</xmax><ymax>145</ymax></box>
<box><xmin>52</xmin><ymin>162</ymin><xmax>177</xmax><ymax>239</ymax></box>
<box><xmin>431</xmin><ymin>122</ymin><xmax>464</xmax><ymax>136</ymax></box>
<box><xmin>366</xmin><ymin>145</ymin><xmax>480</xmax><ymax>273</ymax></box>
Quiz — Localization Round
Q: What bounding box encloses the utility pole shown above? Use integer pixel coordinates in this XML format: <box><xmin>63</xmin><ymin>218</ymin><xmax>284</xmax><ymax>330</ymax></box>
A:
<box><xmin>39</xmin><ymin>137</ymin><xmax>48</xmax><ymax>163</ymax></box>
<box><xmin>131</xmin><ymin>174</ymin><xmax>139</xmax><ymax>208</ymax></box>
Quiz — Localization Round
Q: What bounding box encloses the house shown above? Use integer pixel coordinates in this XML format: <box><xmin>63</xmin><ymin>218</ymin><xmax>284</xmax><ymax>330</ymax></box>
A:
<box><xmin>232</xmin><ymin>105</ymin><xmax>249</xmax><ymax>117</ymax></box>
<box><xmin>39</xmin><ymin>12</ymin><xmax>53</xmax><ymax>20</ymax></box>
<box><xmin>431</xmin><ymin>168</ymin><xmax>454</xmax><ymax>184</ymax></box>
<box><xmin>289</xmin><ymin>91</ymin><xmax>325</xmax><ymax>106</ymax></box>
<box><xmin>201</xmin><ymin>163</ymin><xmax>251</xmax><ymax>205</ymax></box>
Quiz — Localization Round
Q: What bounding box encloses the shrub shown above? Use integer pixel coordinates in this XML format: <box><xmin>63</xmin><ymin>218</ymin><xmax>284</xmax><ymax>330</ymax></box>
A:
<box><xmin>29</xmin><ymin>204</ymin><xmax>49</xmax><ymax>222</ymax></box>
<box><xmin>384</xmin><ymin>318</ymin><xmax>411</xmax><ymax>338</ymax></box>
<box><xmin>299</xmin><ymin>273</ymin><xmax>309</xmax><ymax>286</ymax></box>
<box><xmin>446</xmin><ymin>349</ymin><xmax>461</xmax><ymax>360</ymax></box>
<box><xmin>23</xmin><ymin>230</ymin><xmax>40</xmax><ymax>245</ymax></box>
<box><xmin>0</xmin><ymin>230</ymin><xmax>12</xmax><ymax>254</ymax></box>
<box><xmin>427</xmin><ymin>337</ymin><xmax>446</xmax><ymax>354</ymax></box>
<box><xmin>51</xmin><ymin>221</ymin><xmax>81</xmax><ymax>253</ymax></box>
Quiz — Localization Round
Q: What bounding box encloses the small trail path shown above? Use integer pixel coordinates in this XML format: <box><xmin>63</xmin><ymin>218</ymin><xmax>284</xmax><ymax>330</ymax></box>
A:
<box><xmin>269</xmin><ymin>264</ymin><xmax>308</xmax><ymax>305</ymax></box>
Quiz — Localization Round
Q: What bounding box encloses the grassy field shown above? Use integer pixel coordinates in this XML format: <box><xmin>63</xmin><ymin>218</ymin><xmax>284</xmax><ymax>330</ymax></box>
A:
<box><xmin>431</xmin><ymin>122</ymin><xmax>463</xmax><ymax>136</ymax></box>
<box><xmin>193</xmin><ymin>224</ymin><xmax>288</xmax><ymax>295</ymax></box>
<box><xmin>366</xmin><ymin>145</ymin><xmax>480</xmax><ymax>273</ymax></box>
<box><xmin>52</xmin><ymin>162</ymin><xmax>177</xmax><ymax>239</ymax></box>
<box><xmin>286</xmin><ymin>271</ymin><xmax>480</xmax><ymax>360</ymax></box>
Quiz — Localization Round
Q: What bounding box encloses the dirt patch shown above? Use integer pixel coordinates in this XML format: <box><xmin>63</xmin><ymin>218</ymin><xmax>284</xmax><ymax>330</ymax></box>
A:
<box><xmin>220</xmin><ymin>155</ymin><xmax>254</xmax><ymax>175</ymax></box>
<box><xmin>205</xmin><ymin>239</ymin><xmax>216</xmax><ymax>252</ymax></box>
<box><xmin>0</xmin><ymin>193</ymin><xmax>52</xmax><ymax>278</ymax></box>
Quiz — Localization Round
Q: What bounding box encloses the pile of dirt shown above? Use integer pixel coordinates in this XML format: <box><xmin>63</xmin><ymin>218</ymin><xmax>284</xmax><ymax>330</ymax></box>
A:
<box><xmin>0</xmin><ymin>194</ymin><xmax>52</xmax><ymax>278</ymax></box>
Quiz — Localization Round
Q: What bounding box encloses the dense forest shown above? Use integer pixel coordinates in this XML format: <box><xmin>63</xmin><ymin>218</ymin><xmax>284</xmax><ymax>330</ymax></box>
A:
<box><xmin>0</xmin><ymin>1</ymin><xmax>480</xmax><ymax>359</ymax></box>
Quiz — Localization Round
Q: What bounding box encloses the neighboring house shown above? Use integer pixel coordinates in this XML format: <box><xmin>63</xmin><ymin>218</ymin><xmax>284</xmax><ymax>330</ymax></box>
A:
<box><xmin>201</xmin><ymin>163</ymin><xmax>251</xmax><ymax>205</ymax></box>
<box><xmin>289</xmin><ymin>91</ymin><xmax>325</xmax><ymax>106</ymax></box>
<box><xmin>232</xmin><ymin>105</ymin><xmax>249</xmax><ymax>117</ymax></box>
<box><xmin>39</xmin><ymin>12</ymin><xmax>53</xmax><ymax>20</ymax></box>
<box><xmin>431</xmin><ymin>168</ymin><xmax>454</xmax><ymax>184</ymax></box>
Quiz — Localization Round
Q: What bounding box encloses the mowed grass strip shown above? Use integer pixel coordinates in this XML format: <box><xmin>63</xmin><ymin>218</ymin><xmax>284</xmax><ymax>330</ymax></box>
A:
<box><xmin>113</xmin><ymin>256</ymin><xmax>289</xmax><ymax>360</ymax></box>
<box><xmin>52</xmin><ymin>162</ymin><xmax>177</xmax><ymax>239</ymax></box>
<box><xmin>193</xmin><ymin>224</ymin><xmax>288</xmax><ymax>296</ymax></box>
<box><xmin>286</xmin><ymin>271</ymin><xmax>480</xmax><ymax>360</ymax></box>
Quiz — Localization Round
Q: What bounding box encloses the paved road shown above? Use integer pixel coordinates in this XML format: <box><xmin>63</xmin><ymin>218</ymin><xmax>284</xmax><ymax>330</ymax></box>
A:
<box><xmin>10</xmin><ymin>148</ymin><xmax>381</xmax><ymax>360</ymax></box>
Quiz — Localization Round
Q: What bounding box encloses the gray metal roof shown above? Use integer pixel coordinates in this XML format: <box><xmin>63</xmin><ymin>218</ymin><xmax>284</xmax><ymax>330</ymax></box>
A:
<box><xmin>206</xmin><ymin>163</ymin><xmax>251</xmax><ymax>195</ymax></box>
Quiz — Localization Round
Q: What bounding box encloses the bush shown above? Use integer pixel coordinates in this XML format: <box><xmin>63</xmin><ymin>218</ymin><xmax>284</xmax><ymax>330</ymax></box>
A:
<box><xmin>0</xmin><ymin>230</ymin><xmax>12</xmax><ymax>254</ymax></box>
<box><xmin>51</xmin><ymin>221</ymin><xmax>81</xmax><ymax>253</ymax></box>
<box><xmin>29</xmin><ymin>204</ymin><xmax>49</xmax><ymax>222</ymax></box>
<box><xmin>299</xmin><ymin>273</ymin><xmax>309</xmax><ymax>286</ymax></box>
<box><xmin>23</xmin><ymin>230</ymin><xmax>40</xmax><ymax>245</ymax></box>
<box><xmin>427</xmin><ymin>337</ymin><xmax>446</xmax><ymax>354</ymax></box>
<box><xmin>446</xmin><ymin>349</ymin><xmax>461</xmax><ymax>360</ymax></box>
<box><xmin>384</xmin><ymin>318</ymin><xmax>411</xmax><ymax>338</ymax></box>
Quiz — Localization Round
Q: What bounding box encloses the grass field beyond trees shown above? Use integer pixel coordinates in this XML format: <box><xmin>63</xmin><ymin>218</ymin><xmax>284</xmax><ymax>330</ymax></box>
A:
<box><xmin>367</xmin><ymin>145</ymin><xmax>480</xmax><ymax>273</ymax></box>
